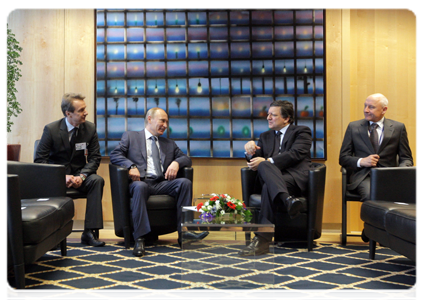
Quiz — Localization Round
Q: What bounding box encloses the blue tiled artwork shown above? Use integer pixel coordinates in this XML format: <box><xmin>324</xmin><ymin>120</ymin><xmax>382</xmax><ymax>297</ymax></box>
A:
<box><xmin>96</xmin><ymin>9</ymin><xmax>326</xmax><ymax>158</ymax></box>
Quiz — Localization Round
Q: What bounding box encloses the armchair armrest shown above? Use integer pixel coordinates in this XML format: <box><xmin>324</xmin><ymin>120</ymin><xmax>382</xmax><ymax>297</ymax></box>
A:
<box><xmin>241</xmin><ymin>167</ymin><xmax>257</xmax><ymax>206</ymax></box>
<box><xmin>370</xmin><ymin>167</ymin><xmax>416</xmax><ymax>203</ymax></box>
<box><xmin>109</xmin><ymin>164</ymin><xmax>131</xmax><ymax>237</ymax></box>
<box><xmin>177</xmin><ymin>167</ymin><xmax>193</xmax><ymax>182</ymax></box>
<box><xmin>7</xmin><ymin>161</ymin><xmax>66</xmax><ymax>199</ymax></box>
<box><xmin>7</xmin><ymin>175</ymin><xmax>25</xmax><ymax>288</ymax></box>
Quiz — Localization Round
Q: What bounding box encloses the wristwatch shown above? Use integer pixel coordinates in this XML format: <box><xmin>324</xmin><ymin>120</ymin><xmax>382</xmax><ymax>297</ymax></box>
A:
<box><xmin>79</xmin><ymin>174</ymin><xmax>86</xmax><ymax>181</ymax></box>
<box><xmin>129</xmin><ymin>165</ymin><xmax>137</xmax><ymax>170</ymax></box>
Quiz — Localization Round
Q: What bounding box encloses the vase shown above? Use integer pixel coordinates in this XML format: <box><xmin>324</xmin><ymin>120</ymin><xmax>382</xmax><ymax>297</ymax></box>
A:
<box><xmin>7</xmin><ymin>144</ymin><xmax>21</xmax><ymax>161</ymax></box>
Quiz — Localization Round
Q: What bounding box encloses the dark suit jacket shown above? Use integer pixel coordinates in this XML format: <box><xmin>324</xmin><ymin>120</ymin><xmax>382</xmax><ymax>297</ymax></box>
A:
<box><xmin>253</xmin><ymin>124</ymin><xmax>312</xmax><ymax>193</ymax></box>
<box><xmin>109</xmin><ymin>129</ymin><xmax>192</xmax><ymax>178</ymax></box>
<box><xmin>34</xmin><ymin>118</ymin><xmax>101</xmax><ymax>176</ymax></box>
<box><xmin>339</xmin><ymin>118</ymin><xmax>413</xmax><ymax>190</ymax></box>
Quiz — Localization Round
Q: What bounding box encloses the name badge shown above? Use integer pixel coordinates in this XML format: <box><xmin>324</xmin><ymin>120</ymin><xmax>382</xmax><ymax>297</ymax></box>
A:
<box><xmin>75</xmin><ymin>142</ymin><xmax>87</xmax><ymax>151</ymax></box>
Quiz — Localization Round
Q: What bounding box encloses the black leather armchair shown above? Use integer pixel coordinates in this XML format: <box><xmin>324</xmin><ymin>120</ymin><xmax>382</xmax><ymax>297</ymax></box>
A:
<box><xmin>109</xmin><ymin>164</ymin><xmax>193</xmax><ymax>248</ymax></box>
<box><xmin>361</xmin><ymin>167</ymin><xmax>416</xmax><ymax>261</ymax></box>
<box><xmin>241</xmin><ymin>163</ymin><xmax>326</xmax><ymax>251</ymax></box>
<box><xmin>34</xmin><ymin>139</ymin><xmax>96</xmax><ymax>236</ymax></box>
<box><xmin>7</xmin><ymin>161</ymin><xmax>74</xmax><ymax>289</ymax></box>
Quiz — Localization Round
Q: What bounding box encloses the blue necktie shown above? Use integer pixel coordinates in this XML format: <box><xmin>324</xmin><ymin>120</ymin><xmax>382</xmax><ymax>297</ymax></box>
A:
<box><xmin>150</xmin><ymin>136</ymin><xmax>163</xmax><ymax>178</ymax></box>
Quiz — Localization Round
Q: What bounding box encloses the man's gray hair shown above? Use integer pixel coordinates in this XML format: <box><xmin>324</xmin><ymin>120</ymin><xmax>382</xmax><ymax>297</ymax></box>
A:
<box><xmin>61</xmin><ymin>93</ymin><xmax>85</xmax><ymax>116</ymax></box>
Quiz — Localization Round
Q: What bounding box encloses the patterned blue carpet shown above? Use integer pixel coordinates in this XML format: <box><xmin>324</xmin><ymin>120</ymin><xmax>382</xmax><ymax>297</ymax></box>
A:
<box><xmin>12</xmin><ymin>240</ymin><xmax>415</xmax><ymax>290</ymax></box>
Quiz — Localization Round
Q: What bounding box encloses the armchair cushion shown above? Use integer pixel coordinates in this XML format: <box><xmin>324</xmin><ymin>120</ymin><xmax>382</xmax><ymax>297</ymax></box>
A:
<box><xmin>21</xmin><ymin>198</ymin><xmax>75</xmax><ymax>229</ymax></box>
<box><xmin>385</xmin><ymin>207</ymin><xmax>416</xmax><ymax>244</ymax></box>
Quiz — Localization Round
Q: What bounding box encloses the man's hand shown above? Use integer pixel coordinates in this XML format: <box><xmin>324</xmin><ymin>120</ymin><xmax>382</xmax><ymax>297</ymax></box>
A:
<box><xmin>72</xmin><ymin>176</ymin><xmax>83</xmax><ymax>189</ymax></box>
<box><xmin>165</xmin><ymin>161</ymin><xmax>179</xmax><ymax>181</ymax></box>
<box><xmin>129</xmin><ymin>167</ymin><xmax>141</xmax><ymax>181</ymax></box>
<box><xmin>244</xmin><ymin>141</ymin><xmax>261</xmax><ymax>156</ymax></box>
<box><xmin>360</xmin><ymin>154</ymin><xmax>380</xmax><ymax>167</ymax></box>
<box><xmin>65</xmin><ymin>175</ymin><xmax>75</xmax><ymax>188</ymax></box>
<box><xmin>247</xmin><ymin>157</ymin><xmax>266</xmax><ymax>171</ymax></box>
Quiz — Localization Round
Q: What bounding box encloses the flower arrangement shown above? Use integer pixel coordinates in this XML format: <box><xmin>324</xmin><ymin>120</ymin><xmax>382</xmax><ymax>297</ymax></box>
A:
<box><xmin>196</xmin><ymin>193</ymin><xmax>252</xmax><ymax>222</ymax></box>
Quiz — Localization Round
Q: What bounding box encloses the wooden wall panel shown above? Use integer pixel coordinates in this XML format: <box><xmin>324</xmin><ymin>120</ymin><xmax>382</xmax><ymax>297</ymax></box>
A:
<box><xmin>6</xmin><ymin>10</ymin><xmax>416</xmax><ymax>235</ymax></box>
<box><xmin>7</xmin><ymin>10</ymin><xmax>66</xmax><ymax>156</ymax></box>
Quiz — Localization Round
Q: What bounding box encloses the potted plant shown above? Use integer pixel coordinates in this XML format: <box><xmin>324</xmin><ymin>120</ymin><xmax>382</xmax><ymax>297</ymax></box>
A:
<box><xmin>7</xmin><ymin>24</ymin><xmax>23</xmax><ymax>161</ymax></box>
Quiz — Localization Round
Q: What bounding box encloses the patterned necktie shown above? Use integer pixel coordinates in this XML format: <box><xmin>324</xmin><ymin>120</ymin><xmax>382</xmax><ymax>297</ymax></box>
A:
<box><xmin>70</xmin><ymin>127</ymin><xmax>78</xmax><ymax>152</ymax></box>
<box><xmin>273</xmin><ymin>131</ymin><xmax>282</xmax><ymax>156</ymax></box>
<box><xmin>150</xmin><ymin>136</ymin><xmax>163</xmax><ymax>178</ymax></box>
<box><xmin>369</xmin><ymin>123</ymin><xmax>379</xmax><ymax>153</ymax></box>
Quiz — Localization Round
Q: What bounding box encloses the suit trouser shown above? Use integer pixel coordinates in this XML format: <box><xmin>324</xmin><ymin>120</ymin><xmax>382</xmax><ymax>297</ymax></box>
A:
<box><xmin>129</xmin><ymin>178</ymin><xmax>192</xmax><ymax>240</ymax></box>
<box><xmin>354</xmin><ymin>176</ymin><xmax>371</xmax><ymax>201</ymax></box>
<box><xmin>73</xmin><ymin>174</ymin><xmax>105</xmax><ymax>230</ymax></box>
<box><xmin>255</xmin><ymin>161</ymin><xmax>301</xmax><ymax>241</ymax></box>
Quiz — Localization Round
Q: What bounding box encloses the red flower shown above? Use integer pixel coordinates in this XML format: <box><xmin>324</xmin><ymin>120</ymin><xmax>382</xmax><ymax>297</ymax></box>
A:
<box><xmin>196</xmin><ymin>202</ymin><xmax>203</xmax><ymax>211</ymax></box>
<box><xmin>210</xmin><ymin>196</ymin><xmax>219</xmax><ymax>201</ymax></box>
<box><xmin>243</xmin><ymin>202</ymin><xmax>246</xmax><ymax>208</ymax></box>
<box><xmin>220</xmin><ymin>194</ymin><xmax>226</xmax><ymax>199</ymax></box>
<box><xmin>227</xmin><ymin>202</ymin><xmax>236</xmax><ymax>209</ymax></box>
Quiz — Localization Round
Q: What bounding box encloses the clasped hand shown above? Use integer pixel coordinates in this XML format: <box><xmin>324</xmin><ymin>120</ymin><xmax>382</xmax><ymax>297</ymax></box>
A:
<box><xmin>128</xmin><ymin>161</ymin><xmax>180</xmax><ymax>181</ymax></box>
<box><xmin>244</xmin><ymin>141</ymin><xmax>265</xmax><ymax>171</ymax></box>
<box><xmin>66</xmin><ymin>175</ymin><xmax>83</xmax><ymax>189</ymax></box>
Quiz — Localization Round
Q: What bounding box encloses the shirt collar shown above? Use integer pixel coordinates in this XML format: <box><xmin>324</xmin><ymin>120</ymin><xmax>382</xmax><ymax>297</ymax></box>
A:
<box><xmin>369</xmin><ymin>117</ymin><xmax>384</xmax><ymax>129</ymax></box>
<box><xmin>145</xmin><ymin>128</ymin><xmax>154</xmax><ymax>140</ymax></box>
<box><xmin>65</xmin><ymin>118</ymin><xmax>78</xmax><ymax>132</ymax></box>
<box><xmin>276</xmin><ymin>124</ymin><xmax>290</xmax><ymax>136</ymax></box>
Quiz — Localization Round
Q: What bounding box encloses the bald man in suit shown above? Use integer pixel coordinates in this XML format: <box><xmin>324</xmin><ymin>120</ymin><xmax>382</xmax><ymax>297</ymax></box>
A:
<box><xmin>339</xmin><ymin>93</ymin><xmax>413</xmax><ymax>201</ymax></box>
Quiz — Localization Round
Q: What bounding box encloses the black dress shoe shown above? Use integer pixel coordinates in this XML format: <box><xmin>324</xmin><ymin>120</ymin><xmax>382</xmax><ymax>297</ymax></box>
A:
<box><xmin>239</xmin><ymin>236</ymin><xmax>269</xmax><ymax>256</ymax></box>
<box><xmin>81</xmin><ymin>229</ymin><xmax>105</xmax><ymax>247</ymax></box>
<box><xmin>285</xmin><ymin>196</ymin><xmax>304</xmax><ymax>219</ymax></box>
<box><xmin>133</xmin><ymin>238</ymin><xmax>145</xmax><ymax>257</ymax></box>
<box><xmin>178</xmin><ymin>231</ymin><xmax>209</xmax><ymax>248</ymax></box>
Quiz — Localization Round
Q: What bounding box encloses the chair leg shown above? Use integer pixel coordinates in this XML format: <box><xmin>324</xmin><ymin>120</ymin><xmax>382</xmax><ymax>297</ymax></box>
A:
<box><xmin>307</xmin><ymin>229</ymin><xmax>315</xmax><ymax>252</ymax></box>
<box><xmin>342</xmin><ymin>199</ymin><xmax>347</xmax><ymax>245</ymax></box>
<box><xmin>245</xmin><ymin>232</ymin><xmax>251</xmax><ymax>245</ymax></box>
<box><xmin>60</xmin><ymin>239</ymin><xmax>67</xmax><ymax>256</ymax></box>
<box><xmin>123</xmin><ymin>226</ymin><xmax>132</xmax><ymax>249</ymax></box>
<box><xmin>14</xmin><ymin>263</ymin><xmax>25</xmax><ymax>289</ymax></box>
<box><xmin>369</xmin><ymin>239</ymin><xmax>376</xmax><ymax>260</ymax></box>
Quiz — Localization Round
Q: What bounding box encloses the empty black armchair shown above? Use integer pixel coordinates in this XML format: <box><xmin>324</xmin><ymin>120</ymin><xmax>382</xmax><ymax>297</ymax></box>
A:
<box><xmin>361</xmin><ymin>167</ymin><xmax>416</xmax><ymax>261</ymax></box>
<box><xmin>109</xmin><ymin>164</ymin><xmax>193</xmax><ymax>248</ymax></box>
<box><xmin>241</xmin><ymin>163</ymin><xmax>326</xmax><ymax>251</ymax></box>
<box><xmin>7</xmin><ymin>161</ymin><xmax>74</xmax><ymax>289</ymax></box>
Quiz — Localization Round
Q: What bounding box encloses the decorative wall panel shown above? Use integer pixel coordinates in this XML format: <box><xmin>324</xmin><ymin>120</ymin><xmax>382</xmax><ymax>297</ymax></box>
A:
<box><xmin>96</xmin><ymin>9</ymin><xmax>326</xmax><ymax>158</ymax></box>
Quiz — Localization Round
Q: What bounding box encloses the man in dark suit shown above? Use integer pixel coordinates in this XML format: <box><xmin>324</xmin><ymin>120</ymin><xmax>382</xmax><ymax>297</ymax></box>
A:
<box><xmin>35</xmin><ymin>93</ymin><xmax>105</xmax><ymax>247</ymax></box>
<box><xmin>109</xmin><ymin>107</ymin><xmax>207</xmax><ymax>257</ymax></box>
<box><xmin>339</xmin><ymin>93</ymin><xmax>413</xmax><ymax>201</ymax></box>
<box><xmin>240</xmin><ymin>100</ymin><xmax>312</xmax><ymax>256</ymax></box>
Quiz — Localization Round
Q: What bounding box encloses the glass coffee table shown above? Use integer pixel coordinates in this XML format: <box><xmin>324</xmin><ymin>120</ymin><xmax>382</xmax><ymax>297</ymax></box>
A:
<box><xmin>180</xmin><ymin>201</ymin><xmax>275</xmax><ymax>287</ymax></box>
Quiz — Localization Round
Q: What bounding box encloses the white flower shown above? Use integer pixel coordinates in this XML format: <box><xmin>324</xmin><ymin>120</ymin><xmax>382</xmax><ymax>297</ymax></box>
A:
<box><xmin>226</xmin><ymin>196</ymin><xmax>231</xmax><ymax>201</ymax></box>
<box><xmin>220</xmin><ymin>210</ymin><xmax>225</xmax><ymax>215</ymax></box>
<box><xmin>204</xmin><ymin>201</ymin><xmax>209</xmax><ymax>206</ymax></box>
<box><xmin>216</xmin><ymin>202</ymin><xmax>221</xmax><ymax>210</ymax></box>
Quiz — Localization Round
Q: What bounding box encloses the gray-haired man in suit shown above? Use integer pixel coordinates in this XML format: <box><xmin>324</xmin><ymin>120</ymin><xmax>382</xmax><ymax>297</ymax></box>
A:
<box><xmin>110</xmin><ymin>107</ymin><xmax>207</xmax><ymax>257</ymax></box>
<box><xmin>339</xmin><ymin>93</ymin><xmax>413</xmax><ymax>201</ymax></box>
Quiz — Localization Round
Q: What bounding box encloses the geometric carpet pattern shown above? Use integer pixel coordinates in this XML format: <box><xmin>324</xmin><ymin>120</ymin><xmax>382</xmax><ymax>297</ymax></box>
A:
<box><xmin>17</xmin><ymin>241</ymin><xmax>415</xmax><ymax>290</ymax></box>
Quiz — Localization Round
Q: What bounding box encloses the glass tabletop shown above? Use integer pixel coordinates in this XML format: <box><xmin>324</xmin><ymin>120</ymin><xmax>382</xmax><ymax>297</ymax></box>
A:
<box><xmin>181</xmin><ymin>206</ymin><xmax>274</xmax><ymax>232</ymax></box>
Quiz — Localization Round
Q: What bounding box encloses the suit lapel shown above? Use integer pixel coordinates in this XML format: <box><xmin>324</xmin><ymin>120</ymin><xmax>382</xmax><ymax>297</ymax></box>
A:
<box><xmin>139</xmin><ymin>130</ymin><xmax>147</xmax><ymax>162</ymax></box>
<box><xmin>280</xmin><ymin>124</ymin><xmax>294</xmax><ymax>152</ymax></box>
<box><xmin>358</xmin><ymin>120</ymin><xmax>375</xmax><ymax>153</ymax></box>
<box><xmin>59</xmin><ymin>119</ymin><xmax>72</xmax><ymax>156</ymax></box>
<box><xmin>378</xmin><ymin>119</ymin><xmax>394</xmax><ymax>153</ymax></box>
